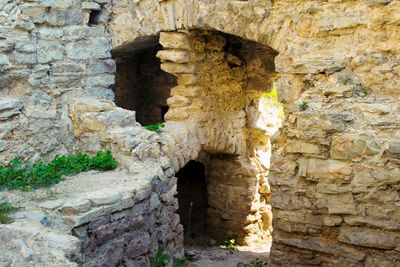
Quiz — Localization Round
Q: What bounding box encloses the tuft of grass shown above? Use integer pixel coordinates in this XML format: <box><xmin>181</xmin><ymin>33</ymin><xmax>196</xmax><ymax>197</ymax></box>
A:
<box><xmin>144</xmin><ymin>123</ymin><xmax>165</xmax><ymax>132</ymax></box>
<box><xmin>0</xmin><ymin>201</ymin><xmax>18</xmax><ymax>224</ymax></box>
<box><xmin>338</xmin><ymin>76</ymin><xmax>352</xmax><ymax>85</ymax></box>
<box><xmin>0</xmin><ymin>151</ymin><xmax>118</xmax><ymax>191</ymax></box>
<box><xmin>299</xmin><ymin>101</ymin><xmax>309</xmax><ymax>111</ymax></box>
<box><xmin>173</xmin><ymin>257</ymin><xmax>189</xmax><ymax>267</ymax></box>
<box><xmin>353</xmin><ymin>85</ymin><xmax>370</xmax><ymax>96</ymax></box>
<box><xmin>149</xmin><ymin>250</ymin><xmax>170</xmax><ymax>267</ymax></box>
<box><xmin>237</xmin><ymin>259</ymin><xmax>268</xmax><ymax>267</ymax></box>
<box><xmin>221</xmin><ymin>237</ymin><xmax>238</xmax><ymax>250</ymax></box>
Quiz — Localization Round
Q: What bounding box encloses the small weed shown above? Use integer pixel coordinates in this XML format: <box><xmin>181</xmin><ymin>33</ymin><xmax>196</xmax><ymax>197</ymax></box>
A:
<box><xmin>0</xmin><ymin>202</ymin><xmax>18</xmax><ymax>224</ymax></box>
<box><xmin>173</xmin><ymin>257</ymin><xmax>189</xmax><ymax>267</ymax></box>
<box><xmin>221</xmin><ymin>237</ymin><xmax>238</xmax><ymax>250</ymax></box>
<box><xmin>0</xmin><ymin>150</ymin><xmax>118</xmax><ymax>191</ymax></box>
<box><xmin>237</xmin><ymin>258</ymin><xmax>268</xmax><ymax>267</ymax></box>
<box><xmin>338</xmin><ymin>76</ymin><xmax>352</xmax><ymax>85</ymax></box>
<box><xmin>353</xmin><ymin>85</ymin><xmax>370</xmax><ymax>96</ymax></box>
<box><xmin>303</xmin><ymin>80</ymin><xmax>312</xmax><ymax>90</ymax></box>
<box><xmin>149</xmin><ymin>250</ymin><xmax>170</xmax><ymax>267</ymax></box>
<box><xmin>299</xmin><ymin>101</ymin><xmax>309</xmax><ymax>111</ymax></box>
<box><xmin>144</xmin><ymin>123</ymin><xmax>165</xmax><ymax>132</ymax></box>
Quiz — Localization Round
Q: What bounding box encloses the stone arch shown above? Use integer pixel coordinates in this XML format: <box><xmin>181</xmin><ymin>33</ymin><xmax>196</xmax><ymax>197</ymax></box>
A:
<box><xmin>109</xmin><ymin>0</ymin><xmax>287</xmax><ymax>255</ymax></box>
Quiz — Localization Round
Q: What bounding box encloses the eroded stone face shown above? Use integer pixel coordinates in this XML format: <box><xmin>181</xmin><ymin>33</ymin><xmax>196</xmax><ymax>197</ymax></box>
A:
<box><xmin>1</xmin><ymin>0</ymin><xmax>400</xmax><ymax>266</ymax></box>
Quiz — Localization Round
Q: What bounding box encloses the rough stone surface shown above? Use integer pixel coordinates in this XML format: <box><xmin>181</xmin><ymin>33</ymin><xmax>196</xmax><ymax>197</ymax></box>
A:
<box><xmin>1</xmin><ymin>0</ymin><xmax>400</xmax><ymax>266</ymax></box>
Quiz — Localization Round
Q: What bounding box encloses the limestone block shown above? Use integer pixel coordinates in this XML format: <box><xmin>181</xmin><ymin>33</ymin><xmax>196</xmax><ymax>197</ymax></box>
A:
<box><xmin>46</xmin><ymin>8</ymin><xmax>83</xmax><ymax>26</ymax></box>
<box><xmin>386</xmin><ymin>141</ymin><xmax>400</xmax><ymax>159</ymax></box>
<box><xmin>352</xmin><ymin>103</ymin><xmax>391</xmax><ymax>114</ymax></box>
<box><xmin>159</xmin><ymin>32</ymin><xmax>191</xmax><ymax>50</ymax></box>
<box><xmin>60</xmin><ymin>198</ymin><xmax>91</xmax><ymax>215</ymax></box>
<box><xmin>37</xmin><ymin>40</ymin><xmax>64</xmax><ymax>63</ymax></box>
<box><xmin>86</xmin><ymin>191</ymin><xmax>122</xmax><ymax>206</ymax></box>
<box><xmin>39</xmin><ymin>199</ymin><xmax>65</xmax><ymax>210</ymax></box>
<box><xmin>307</xmin><ymin>158</ymin><xmax>352</xmax><ymax>179</ymax></box>
<box><xmin>338</xmin><ymin>226</ymin><xmax>400</xmax><ymax>249</ymax></box>
<box><xmin>170</xmin><ymin>85</ymin><xmax>202</xmax><ymax>97</ymax></box>
<box><xmin>274</xmin><ymin>74</ymin><xmax>303</xmax><ymax>104</ymax></box>
<box><xmin>88</xmin><ymin>59</ymin><xmax>116</xmax><ymax>74</ymax></box>
<box><xmin>0</xmin><ymin>54</ymin><xmax>11</xmax><ymax>71</ymax></box>
<box><xmin>166</xmin><ymin>95</ymin><xmax>191</xmax><ymax>108</ymax></box>
<box><xmin>0</xmin><ymin>98</ymin><xmax>23</xmax><ymax>120</ymax></box>
<box><xmin>66</xmin><ymin>38</ymin><xmax>110</xmax><ymax>60</ymax></box>
<box><xmin>351</xmin><ymin>168</ymin><xmax>400</xmax><ymax>190</ymax></box>
<box><xmin>323</xmin><ymin>215</ymin><xmax>343</xmax><ymax>226</ymax></box>
<box><xmin>0</xmin><ymin>140</ymin><xmax>7</xmax><ymax>152</ymax></box>
<box><xmin>160</xmin><ymin>62</ymin><xmax>195</xmax><ymax>74</ymax></box>
<box><xmin>321</xmin><ymin>193</ymin><xmax>357</xmax><ymax>215</ymax></box>
<box><xmin>71</xmin><ymin>98</ymin><xmax>115</xmax><ymax>113</ymax></box>
<box><xmin>285</xmin><ymin>139</ymin><xmax>320</xmax><ymax>154</ymax></box>
<box><xmin>20</xmin><ymin>3</ymin><xmax>46</xmax><ymax>23</ymax></box>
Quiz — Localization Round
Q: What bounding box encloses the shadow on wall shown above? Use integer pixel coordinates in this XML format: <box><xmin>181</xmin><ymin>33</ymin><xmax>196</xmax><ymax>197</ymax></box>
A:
<box><xmin>112</xmin><ymin>37</ymin><xmax>177</xmax><ymax>125</ymax></box>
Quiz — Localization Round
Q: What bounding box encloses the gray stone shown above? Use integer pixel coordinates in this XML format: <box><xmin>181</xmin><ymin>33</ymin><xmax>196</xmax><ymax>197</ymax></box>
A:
<box><xmin>88</xmin><ymin>59</ymin><xmax>116</xmax><ymax>74</ymax></box>
<box><xmin>37</xmin><ymin>40</ymin><xmax>64</xmax><ymax>63</ymax></box>
<box><xmin>338</xmin><ymin>226</ymin><xmax>400</xmax><ymax>249</ymax></box>
<box><xmin>386</xmin><ymin>141</ymin><xmax>400</xmax><ymax>159</ymax></box>
<box><xmin>65</xmin><ymin>38</ymin><xmax>110</xmax><ymax>60</ymax></box>
<box><xmin>60</xmin><ymin>198</ymin><xmax>91</xmax><ymax>215</ymax></box>
<box><xmin>86</xmin><ymin>191</ymin><xmax>122</xmax><ymax>206</ymax></box>
<box><xmin>0</xmin><ymin>54</ymin><xmax>11</xmax><ymax>71</ymax></box>
<box><xmin>0</xmin><ymin>99</ymin><xmax>23</xmax><ymax>120</ymax></box>
<box><xmin>0</xmin><ymin>140</ymin><xmax>7</xmax><ymax>152</ymax></box>
<box><xmin>126</xmin><ymin>232</ymin><xmax>151</xmax><ymax>259</ymax></box>
<box><xmin>39</xmin><ymin>199</ymin><xmax>65</xmax><ymax>210</ymax></box>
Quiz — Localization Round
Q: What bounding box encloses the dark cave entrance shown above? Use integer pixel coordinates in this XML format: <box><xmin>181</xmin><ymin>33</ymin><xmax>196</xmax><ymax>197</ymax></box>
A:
<box><xmin>113</xmin><ymin>37</ymin><xmax>177</xmax><ymax>125</ymax></box>
<box><xmin>176</xmin><ymin>161</ymin><xmax>208</xmax><ymax>240</ymax></box>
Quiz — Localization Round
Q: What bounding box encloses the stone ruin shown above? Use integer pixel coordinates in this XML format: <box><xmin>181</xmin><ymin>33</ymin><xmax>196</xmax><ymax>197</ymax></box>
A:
<box><xmin>0</xmin><ymin>0</ymin><xmax>400</xmax><ymax>266</ymax></box>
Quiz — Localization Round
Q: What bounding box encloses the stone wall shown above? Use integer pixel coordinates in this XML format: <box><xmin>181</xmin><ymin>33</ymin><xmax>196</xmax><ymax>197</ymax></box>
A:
<box><xmin>0</xmin><ymin>0</ymin><xmax>115</xmax><ymax>164</ymax></box>
<box><xmin>110</xmin><ymin>0</ymin><xmax>400</xmax><ymax>265</ymax></box>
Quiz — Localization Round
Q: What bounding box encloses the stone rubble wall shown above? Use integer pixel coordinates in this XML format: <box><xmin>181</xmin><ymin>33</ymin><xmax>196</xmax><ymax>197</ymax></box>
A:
<box><xmin>0</xmin><ymin>0</ymin><xmax>115</xmax><ymax>164</ymax></box>
<box><xmin>110</xmin><ymin>0</ymin><xmax>400</xmax><ymax>266</ymax></box>
<box><xmin>157</xmin><ymin>30</ymin><xmax>277</xmax><ymax>245</ymax></box>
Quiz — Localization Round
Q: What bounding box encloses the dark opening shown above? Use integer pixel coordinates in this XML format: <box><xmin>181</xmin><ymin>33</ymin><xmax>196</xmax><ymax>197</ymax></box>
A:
<box><xmin>88</xmin><ymin>10</ymin><xmax>102</xmax><ymax>26</ymax></box>
<box><xmin>113</xmin><ymin>41</ymin><xmax>177</xmax><ymax>125</ymax></box>
<box><xmin>176</xmin><ymin>161</ymin><xmax>208</xmax><ymax>240</ymax></box>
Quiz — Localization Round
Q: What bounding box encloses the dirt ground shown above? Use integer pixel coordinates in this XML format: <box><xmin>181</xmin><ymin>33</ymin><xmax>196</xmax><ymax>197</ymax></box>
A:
<box><xmin>184</xmin><ymin>236</ymin><xmax>270</xmax><ymax>267</ymax></box>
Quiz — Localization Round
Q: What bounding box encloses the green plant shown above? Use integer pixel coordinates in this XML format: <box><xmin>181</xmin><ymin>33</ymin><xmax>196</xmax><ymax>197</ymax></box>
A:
<box><xmin>144</xmin><ymin>123</ymin><xmax>165</xmax><ymax>132</ymax></box>
<box><xmin>0</xmin><ymin>151</ymin><xmax>118</xmax><ymax>191</ymax></box>
<box><xmin>338</xmin><ymin>76</ymin><xmax>352</xmax><ymax>85</ymax></box>
<box><xmin>149</xmin><ymin>250</ymin><xmax>170</xmax><ymax>267</ymax></box>
<box><xmin>237</xmin><ymin>259</ymin><xmax>267</xmax><ymax>267</ymax></box>
<box><xmin>353</xmin><ymin>85</ymin><xmax>370</xmax><ymax>96</ymax></box>
<box><xmin>173</xmin><ymin>257</ymin><xmax>189</xmax><ymax>267</ymax></box>
<box><xmin>221</xmin><ymin>237</ymin><xmax>238</xmax><ymax>250</ymax></box>
<box><xmin>0</xmin><ymin>201</ymin><xmax>18</xmax><ymax>224</ymax></box>
<box><xmin>299</xmin><ymin>101</ymin><xmax>309</xmax><ymax>111</ymax></box>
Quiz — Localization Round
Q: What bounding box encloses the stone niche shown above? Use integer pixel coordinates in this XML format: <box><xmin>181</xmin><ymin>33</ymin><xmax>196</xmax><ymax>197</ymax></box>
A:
<box><xmin>113</xmin><ymin>36</ymin><xmax>177</xmax><ymax>125</ymax></box>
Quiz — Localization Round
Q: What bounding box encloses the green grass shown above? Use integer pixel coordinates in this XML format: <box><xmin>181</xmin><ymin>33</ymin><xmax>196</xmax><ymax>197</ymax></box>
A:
<box><xmin>221</xmin><ymin>237</ymin><xmax>238</xmax><ymax>250</ymax></box>
<box><xmin>0</xmin><ymin>202</ymin><xmax>18</xmax><ymax>224</ymax></box>
<box><xmin>299</xmin><ymin>101</ymin><xmax>309</xmax><ymax>111</ymax></box>
<box><xmin>237</xmin><ymin>259</ymin><xmax>267</xmax><ymax>267</ymax></box>
<box><xmin>149</xmin><ymin>250</ymin><xmax>170</xmax><ymax>267</ymax></box>
<box><xmin>0</xmin><ymin>151</ymin><xmax>118</xmax><ymax>191</ymax></box>
<box><xmin>144</xmin><ymin>123</ymin><xmax>165</xmax><ymax>132</ymax></box>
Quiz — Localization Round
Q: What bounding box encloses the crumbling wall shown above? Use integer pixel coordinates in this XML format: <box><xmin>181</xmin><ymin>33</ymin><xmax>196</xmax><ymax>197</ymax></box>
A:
<box><xmin>110</xmin><ymin>0</ymin><xmax>400</xmax><ymax>265</ymax></box>
<box><xmin>0</xmin><ymin>0</ymin><xmax>115</xmax><ymax>164</ymax></box>
<box><xmin>157</xmin><ymin>30</ymin><xmax>277</xmax><ymax>245</ymax></box>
